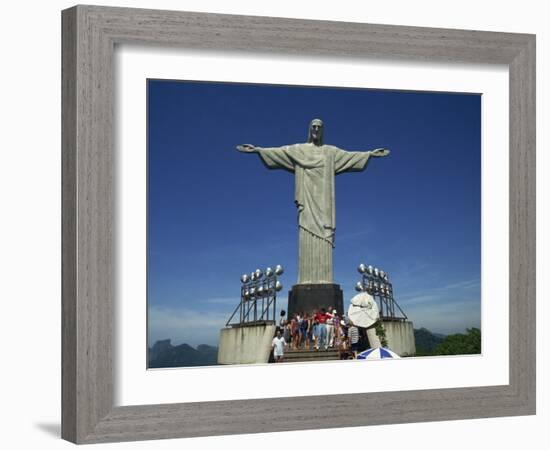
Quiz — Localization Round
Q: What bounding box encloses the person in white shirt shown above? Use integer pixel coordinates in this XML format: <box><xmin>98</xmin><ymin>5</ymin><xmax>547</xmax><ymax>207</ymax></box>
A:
<box><xmin>272</xmin><ymin>330</ymin><xmax>287</xmax><ymax>363</ymax></box>
<box><xmin>326</xmin><ymin>308</ymin><xmax>338</xmax><ymax>348</ymax></box>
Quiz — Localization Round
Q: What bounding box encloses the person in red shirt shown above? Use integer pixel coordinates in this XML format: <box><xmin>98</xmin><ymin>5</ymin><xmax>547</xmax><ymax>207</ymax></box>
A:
<box><xmin>314</xmin><ymin>308</ymin><xmax>329</xmax><ymax>350</ymax></box>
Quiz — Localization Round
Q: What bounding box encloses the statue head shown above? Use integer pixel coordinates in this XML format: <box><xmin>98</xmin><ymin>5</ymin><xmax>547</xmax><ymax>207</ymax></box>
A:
<box><xmin>308</xmin><ymin>118</ymin><xmax>324</xmax><ymax>145</ymax></box>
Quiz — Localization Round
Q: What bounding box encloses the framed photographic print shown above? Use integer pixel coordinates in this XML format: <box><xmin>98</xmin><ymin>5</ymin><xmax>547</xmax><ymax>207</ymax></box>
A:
<box><xmin>62</xmin><ymin>4</ymin><xmax>535</xmax><ymax>444</ymax></box>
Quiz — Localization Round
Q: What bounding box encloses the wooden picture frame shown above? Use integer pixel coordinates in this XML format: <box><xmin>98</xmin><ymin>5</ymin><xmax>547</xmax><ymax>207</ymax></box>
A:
<box><xmin>62</xmin><ymin>4</ymin><xmax>535</xmax><ymax>444</ymax></box>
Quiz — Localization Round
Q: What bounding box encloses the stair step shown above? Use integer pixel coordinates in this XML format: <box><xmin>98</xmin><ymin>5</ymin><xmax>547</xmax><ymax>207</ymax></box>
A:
<box><xmin>286</xmin><ymin>352</ymin><xmax>338</xmax><ymax>356</ymax></box>
<box><xmin>285</xmin><ymin>352</ymin><xmax>339</xmax><ymax>356</ymax></box>
<box><xmin>281</xmin><ymin>348</ymin><xmax>341</xmax><ymax>363</ymax></box>
<box><xmin>283</xmin><ymin>357</ymin><xmax>340</xmax><ymax>363</ymax></box>
<box><xmin>286</xmin><ymin>348</ymin><xmax>339</xmax><ymax>353</ymax></box>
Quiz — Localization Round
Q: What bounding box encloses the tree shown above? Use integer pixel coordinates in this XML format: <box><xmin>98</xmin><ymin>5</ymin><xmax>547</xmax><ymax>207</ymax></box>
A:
<box><xmin>414</xmin><ymin>327</ymin><xmax>445</xmax><ymax>356</ymax></box>
<box><xmin>434</xmin><ymin>328</ymin><xmax>481</xmax><ymax>355</ymax></box>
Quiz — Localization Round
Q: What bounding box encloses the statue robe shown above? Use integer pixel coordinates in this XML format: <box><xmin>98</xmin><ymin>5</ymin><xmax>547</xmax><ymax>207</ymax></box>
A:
<box><xmin>257</xmin><ymin>143</ymin><xmax>372</xmax><ymax>284</ymax></box>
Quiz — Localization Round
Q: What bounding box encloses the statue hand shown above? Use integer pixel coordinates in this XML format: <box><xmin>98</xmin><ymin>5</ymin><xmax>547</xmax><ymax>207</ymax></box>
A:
<box><xmin>236</xmin><ymin>144</ymin><xmax>257</xmax><ymax>153</ymax></box>
<box><xmin>371</xmin><ymin>148</ymin><xmax>390</xmax><ymax>157</ymax></box>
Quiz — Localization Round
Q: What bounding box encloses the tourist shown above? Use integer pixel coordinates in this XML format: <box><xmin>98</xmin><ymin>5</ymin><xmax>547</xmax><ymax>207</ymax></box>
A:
<box><xmin>341</xmin><ymin>315</ymin><xmax>350</xmax><ymax>337</ymax></box>
<box><xmin>271</xmin><ymin>330</ymin><xmax>287</xmax><ymax>363</ymax></box>
<box><xmin>291</xmin><ymin>314</ymin><xmax>300</xmax><ymax>350</ymax></box>
<box><xmin>306</xmin><ymin>313</ymin><xmax>314</xmax><ymax>349</ymax></box>
<box><xmin>315</xmin><ymin>308</ymin><xmax>329</xmax><ymax>350</ymax></box>
<box><xmin>312</xmin><ymin>309</ymin><xmax>320</xmax><ymax>350</ymax></box>
<box><xmin>348</xmin><ymin>321</ymin><xmax>360</xmax><ymax>358</ymax></box>
<box><xmin>299</xmin><ymin>312</ymin><xmax>309</xmax><ymax>349</ymax></box>
<box><xmin>297</xmin><ymin>314</ymin><xmax>302</xmax><ymax>349</ymax></box>
<box><xmin>326</xmin><ymin>308</ymin><xmax>338</xmax><ymax>348</ymax></box>
<box><xmin>278</xmin><ymin>310</ymin><xmax>287</xmax><ymax>334</ymax></box>
<box><xmin>333</xmin><ymin>311</ymin><xmax>341</xmax><ymax>345</ymax></box>
<box><xmin>333</xmin><ymin>319</ymin><xmax>342</xmax><ymax>349</ymax></box>
<box><xmin>325</xmin><ymin>306</ymin><xmax>334</xmax><ymax>348</ymax></box>
<box><xmin>358</xmin><ymin>326</ymin><xmax>369</xmax><ymax>351</ymax></box>
<box><xmin>338</xmin><ymin>335</ymin><xmax>352</xmax><ymax>360</ymax></box>
<box><xmin>339</xmin><ymin>319</ymin><xmax>347</xmax><ymax>339</ymax></box>
<box><xmin>284</xmin><ymin>318</ymin><xmax>292</xmax><ymax>345</ymax></box>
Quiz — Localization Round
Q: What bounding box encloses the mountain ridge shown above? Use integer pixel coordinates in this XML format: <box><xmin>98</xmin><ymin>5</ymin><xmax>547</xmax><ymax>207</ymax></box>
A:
<box><xmin>148</xmin><ymin>339</ymin><xmax>218</xmax><ymax>368</ymax></box>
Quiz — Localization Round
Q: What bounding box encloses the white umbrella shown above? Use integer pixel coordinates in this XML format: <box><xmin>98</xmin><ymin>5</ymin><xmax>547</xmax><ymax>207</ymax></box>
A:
<box><xmin>347</xmin><ymin>292</ymin><xmax>379</xmax><ymax>328</ymax></box>
<box><xmin>357</xmin><ymin>347</ymin><xmax>401</xmax><ymax>360</ymax></box>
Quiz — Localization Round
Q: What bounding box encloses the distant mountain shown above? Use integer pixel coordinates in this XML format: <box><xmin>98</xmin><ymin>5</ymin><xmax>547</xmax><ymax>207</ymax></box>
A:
<box><xmin>148</xmin><ymin>339</ymin><xmax>219</xmax><ymax>368</ymax></box>
<box><xmin>414</xmin><ymin>328</ymin><xmax>446</xmax><ymax>355</ymax></box>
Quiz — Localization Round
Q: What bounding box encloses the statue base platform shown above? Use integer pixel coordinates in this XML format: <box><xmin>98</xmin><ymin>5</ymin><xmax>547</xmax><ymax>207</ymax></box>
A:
<box><xmin>366</xmin><ymin>320</ymin><xmax>416</xmax><ymax>356</ymax></box>
<box><xmin>287</xmin><ymin>283</ymin><xmax>344</xmax><ymax>318</ymax></box>
<box><xmin>218</xmin><ymin>323</ymin><xmax>276</xmax><ymax>365</ymax></box>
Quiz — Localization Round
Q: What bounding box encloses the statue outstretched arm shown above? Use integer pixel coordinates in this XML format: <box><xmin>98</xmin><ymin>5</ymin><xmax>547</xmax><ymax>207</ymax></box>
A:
<box><xmin>236</xmin><ymin>143</ymin><xmax>296</xmax><ymax>172</ymax></box>
<box><xmin>334</xmin><ymin>147</ymin><xmax>390</xmax><ymax>174</ymax></box>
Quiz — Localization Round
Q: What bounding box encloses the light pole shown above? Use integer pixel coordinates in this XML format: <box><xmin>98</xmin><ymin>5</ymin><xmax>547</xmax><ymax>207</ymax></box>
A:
<box><xmin>355</xmin><ymin>264</ymin><xmax>407</xmax><ymax>321</ymax></box>
<box><xmin>226</xmin><ymin>265</ymin><xmax>284</xmax><ymax>326</ymax></box>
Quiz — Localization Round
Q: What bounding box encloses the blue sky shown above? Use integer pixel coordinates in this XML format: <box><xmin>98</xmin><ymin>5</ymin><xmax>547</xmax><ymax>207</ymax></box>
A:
<box><xmin>147</xmin><ymin>79</ymin><xmax>481</xmax><ymax>347</ymax></box>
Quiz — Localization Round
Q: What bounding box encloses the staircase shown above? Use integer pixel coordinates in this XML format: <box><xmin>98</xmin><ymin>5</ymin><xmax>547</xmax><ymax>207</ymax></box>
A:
<box><xmin>283</xmin><ymin>347</ymin><xmax>340</xmax><ymax>363</ymax></box>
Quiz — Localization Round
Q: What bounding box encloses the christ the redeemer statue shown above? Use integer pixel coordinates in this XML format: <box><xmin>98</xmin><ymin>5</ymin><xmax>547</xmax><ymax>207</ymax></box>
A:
<box><xmin>237</xmin><ymin>119</ymin><xmax>389</xmax><ymax>315</ymax></box>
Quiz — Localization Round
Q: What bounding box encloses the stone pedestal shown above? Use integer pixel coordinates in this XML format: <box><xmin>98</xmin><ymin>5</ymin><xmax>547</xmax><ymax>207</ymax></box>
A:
<box><xmin>367</xmin><ymin>320</ymin><xmax>416</xmax><ymax>356</ymax></box>
<box><xmin>218</xmin><ymin>323</ymin><xmax>276</xmax><ymax>365</ymax></box>
<box><xmin>287</xmin><ymin>283</ymin><xmax>344</xmax><ymax>317</ymax></box>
